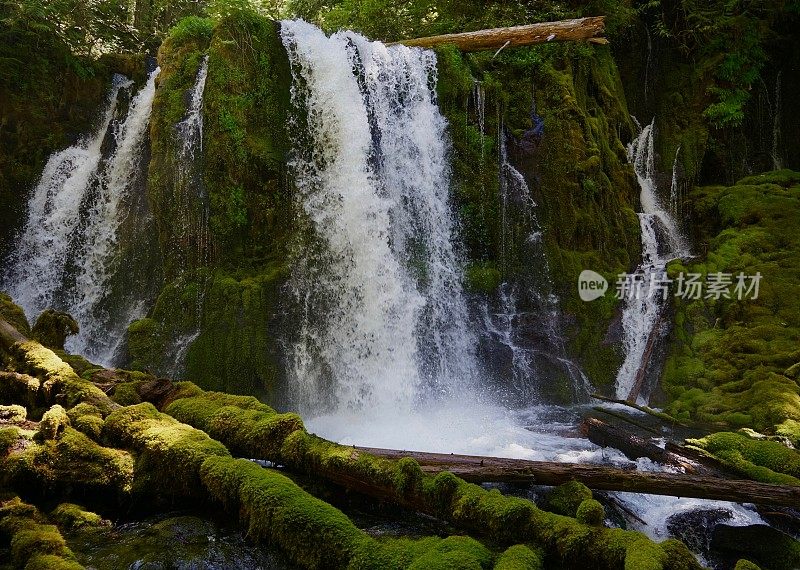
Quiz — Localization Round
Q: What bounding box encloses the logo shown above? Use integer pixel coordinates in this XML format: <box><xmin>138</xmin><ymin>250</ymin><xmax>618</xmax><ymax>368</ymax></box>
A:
<box><xmin>578</xmin><ymin>270</ymin><xmax>608</xmax><ymax>301</ymax></box>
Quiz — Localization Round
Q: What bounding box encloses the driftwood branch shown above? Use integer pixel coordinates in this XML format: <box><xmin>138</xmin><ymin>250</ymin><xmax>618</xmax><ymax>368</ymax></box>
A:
<box><xmin>394</xmin><ymin>17</ymin><xmax>607</xmax><ymax>52</ymax></box>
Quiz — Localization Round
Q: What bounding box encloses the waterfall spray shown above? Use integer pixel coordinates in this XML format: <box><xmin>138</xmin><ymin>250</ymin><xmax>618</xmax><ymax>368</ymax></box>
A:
<box><xmin>4</xmin><ymin>75</ymin><xmax>131</xmax><ymax>317</ymax></box>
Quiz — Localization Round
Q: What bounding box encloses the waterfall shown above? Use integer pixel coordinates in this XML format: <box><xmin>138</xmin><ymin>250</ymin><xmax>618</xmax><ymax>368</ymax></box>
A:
<box><xmin>615</xmin><ymin>118</ymin><xmax>686</xmax><ymax>401</ymax></box>
<box><xmin>281</xmin><ymin>20</ymin><xmax>478</xmax><ymax>415</ymax></box>
<box><xmin>3</xmin><ymin>69</ymin><xmax>161</xmax><ymax>365</ymax></box>
<box><xmin>4</xmin><ymin>75</ymin><xmax>131</xmax><ymax>317</ymax></box>
<box><xmin>482</xmin><ymin>130</ymin><xmax>590</xmax><ymax>403</ymax></box>
<box><xmin>669</xmin><ymin>144</ymin><xmax>681</xmax><ymax>218</ymax></box>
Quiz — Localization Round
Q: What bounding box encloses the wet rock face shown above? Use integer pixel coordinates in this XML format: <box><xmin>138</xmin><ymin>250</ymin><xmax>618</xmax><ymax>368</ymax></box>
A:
<box><xmin>665</xmin><ymin>508</ymin><xmax>732</xmax><ymax>559</ymax></box>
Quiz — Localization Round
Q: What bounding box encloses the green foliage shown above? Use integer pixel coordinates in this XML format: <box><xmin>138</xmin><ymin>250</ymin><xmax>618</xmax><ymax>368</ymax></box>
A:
<box><xmin>547</xmin><ymin>480</ymin><xmax>593</xmax><ymax>517</ymax></box>
<box><xmin>168</xmin><ymin>16</ymin><xmax>215</xmax><ymax>44</ymax></box>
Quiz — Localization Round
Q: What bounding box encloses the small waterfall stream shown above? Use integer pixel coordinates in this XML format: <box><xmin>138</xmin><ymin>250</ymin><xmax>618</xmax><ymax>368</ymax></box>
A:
<box><xmin>615</xmin><ymin>118</ymin><xmax>687</xmax><ymax>401</ymax></box>
<box><xmin>3</xmin><ymin>68</ymin><xmax>161</xmax><ymax>365</ymax></box>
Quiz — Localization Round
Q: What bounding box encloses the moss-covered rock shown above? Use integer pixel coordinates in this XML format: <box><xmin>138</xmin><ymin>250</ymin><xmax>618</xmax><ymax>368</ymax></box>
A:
<box><xmin>0</xmin><ymin>496</ymin><xmax>84</xmax><ymax>569</ymax></box>
<box><xmin>546</xmin><ymin>480</ymin><xmax>593</xmax><ymax>517</ymax></box>
<box><xmin>1</xmin><ymin>426</ymin><xmax>134</xmax><ymax>495</ymax></box>
<box><xmin>436</xmin><ymin>42</ymin><xmax>640</xmax><ymax>388</ymax></box>
<box><xmin>662</xmin><ymin>173</ymin><xmax>800</xmax><ymax>432</ymax></box>
<box><xmin>686</xmin><ymin>431</ymin><xmax>800</xmax><ymax>485</ymax></box>
<box><xmin>576</xmin><ymin>498</ymin><xmax>605</xmax><ymax>526</ymax></box>
<box><xmin>37</xmin><ymin>404</ymin><xmax>70</xmax><ymax>440</ymax></box>
<box><xmin>494</xmin><ymin>544</ymin><xmax>543</xmax><ymax>570</ymax></box>
<box><xmin>0</xmin><ymin>404</ymin><xmax>26</xmax><ymax>423</ymax></box>
<box><xmin>0</xmin><ymin>292</ymin><xmax>31</xmax><ymax>338</ymax></box>
<box><xmin>31</xmin><ymin>310</ymin><xmax>79</xmax><ymax>351</ymax></box>
<box><xmin>50</xmin><ymin>503</ymin><xmax>109</xmax><ymax>532</ymax></box>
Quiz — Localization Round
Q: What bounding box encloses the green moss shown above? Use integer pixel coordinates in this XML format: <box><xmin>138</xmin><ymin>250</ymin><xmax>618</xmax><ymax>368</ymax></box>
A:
<box><xmin>31</xmin><ymin>310</ymin><xmax>79</xmax><ymax>350</ymax></box>
<box><xmin>37</xmin><ymin>404</ymin><xmax>70</xmax><ymax>441</ymax></box>
<box><xmin>663</xmin><ymin>174</ymin><xmax>800</xmax><ymax>432</ymax></box>
<box><xmin>494</xmin><ymin>544</ymin><xmax>543</xmax><ymax>570</ymax></box>
<box><xmin>734</xmin><ymin>560</ymin><xmax>761</xmax><ymax>570</ymax></box>
<box><xmin>6</xmin><ymin>341</ymin><xmax>115</xmax><ymax>414</ymax></box>
<box><xmin>465</xmin><ymin>262</ymin><xmax>502</xmax><ymax>294</ymax></box>
<box><xmin>0</xmin><ymin>497</ymin><xmax>83</xmax><ymax>569</ymax></box>
<box><xmin>0</xmin><ymin>292</ymin><xmax>31</xmax><ymax>337</ymax></box>
<box><xmin>436</xmin><ymin>45</ymin><xmax>639</xmax><ymax>387</ymax></box>
<box><xmin>2</xmin><ymin>426</ymin><xmax>133</xmax><ymax>494</ymax></box>
<box><xmin>102</xmin><ymin>403</ymin><xmax>230</xmax><ymax>497</ymax></box>
<box><xmin>547</xmin><ymin>480</ymin><xmax>593</xmax><ymax>517</ymax></box>
<box><xmin>50</xmin><ymin>503</ymin><xmax>107</xmax><ymax>532</ymax></box>
<box><xmin>111</xmin><ymin>381</ymin><xmax>144</xmax><ymax>406</ymax></box>
<box><xmin>687</xmin><ymin>431</ymin><xmax>800</xmax><ymax>485</ymax></box>
<box><xmin>66</xmin><ymin>403</ymin><xmax>105</xmax><ymax>440</ymax></box>
<box><xmin>0</xmin><ymin>426</ymin><xmax>18</xmax><ymax>454</ymax></box>
<box><xmin>0</xmin><ymin>404</ymin><xmax>26</xmax><ymax>423</ymax></box>
<box><xmin>576</xmin><ymin>498</ymin><xmax>605</xmax><ymax>526</ymax></box>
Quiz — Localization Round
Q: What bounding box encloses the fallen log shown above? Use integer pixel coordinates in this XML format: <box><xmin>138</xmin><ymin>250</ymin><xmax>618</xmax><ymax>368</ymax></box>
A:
<box><xmin>591</xmin><ymin>392</ymin><xmax>689</xmax><ymax>427</ymax></box>
<box><xmin>394</xmin><ymin>17</ymin><xmax>607</xmax><ymax>52</ymax></box>
<box><xmin>355</xmin><ymin>446</ymin><xmax>800</xmax><ymax>507</ymax></box>
<box><xmin>580</xmin><ymin>418</ymin><xmax>690</xmax><ymax>468</ymax></box>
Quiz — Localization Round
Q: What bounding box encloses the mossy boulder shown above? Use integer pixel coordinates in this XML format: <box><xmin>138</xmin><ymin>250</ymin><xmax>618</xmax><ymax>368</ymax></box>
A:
<box><xmin>0</xmin><ymin>404</ymin><xmax>26</xmax><ymax>424</ymax></box>
<box><xmin>37</xmin><ymin>404</ymin><xmax>70</xmax><ymax>440</ymax></box>
<box><xmin>50</xmin><ymin>503</ymin><xmax>108</xmax><ymax>532</ymax></box>
<box><xmin>494</xmin><ymin>544</ymin><xmax>543</xmax><ymax>570</ymax></box>
<box><xmin>31</xmin><ymin>310</ymin><xmax>79</xmax><ymax>350</ymax></box>
<box><xmin>687</xmin><ymin>431</ymin><xmax>800</xmax><ymax>485</ymax></box>
<box><xmin>0</xmin><ymin>496</ymin><xmax>83</xmax><ymax>569</ymax></box>
<box><xmin>0</xmin><ymin>292</ymin><xmax>31</xmax><ymax>337</ymax></box>
<box><xmin>546</xmin><ymin>480</ymin><xmax>593</xmax><ymax>517</ymax></box>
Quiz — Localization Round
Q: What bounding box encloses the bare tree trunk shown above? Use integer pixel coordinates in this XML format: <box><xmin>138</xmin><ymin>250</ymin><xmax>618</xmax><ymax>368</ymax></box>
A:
<box><xmin>394</xmin><ymin>17</ymin><xmax>607</xmax><ymax>52</ymax></box>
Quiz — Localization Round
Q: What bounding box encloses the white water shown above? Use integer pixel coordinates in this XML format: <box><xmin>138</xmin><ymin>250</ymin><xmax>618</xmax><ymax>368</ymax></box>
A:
<box><xmin>177</xmin><ymin>55</ymin><xmax>208</xmax><ymax>164</ymax></box>
<box><xmin>4</xmin><ymin>70</ymin><xmax>160</xmax><ymax>364</ymax></box>
<box><xmin>4</xmin><ymin>74</ymin><xmax>131</xmax><ymax>318</ymax></box>
<box><xmin>615</xmin><ymin>119</ymin><xmax>687</xmax><ymax>401</ymax></box>
<box><xmin>282</xmin><ymin>20</ymin><xmax>479</xmax><ymax>417</ymax></box>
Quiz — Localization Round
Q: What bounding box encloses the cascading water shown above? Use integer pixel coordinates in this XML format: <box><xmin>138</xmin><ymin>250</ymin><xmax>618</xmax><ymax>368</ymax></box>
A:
<box><xmin>275</xmin><ymin>24</ymin><xmax>765</xmax><ymax>553</ymax></box>
<box><xmin>281</xmin><ymin>20</ymin><xmax>477</xmax><ymax>418</ymax></box>
<box><xmin>279</xmin><ymin>20</ymin><xmax>605</xmax><ymax>456</ymax></box>
<box><xmin>164</xmin><ymin>55</ymin><xmax>211</xmax><ymax>378</ymax></box>
<box><xmin>3</xmin><ymin>69</ymin><xmax>162</xmax><ymax>364</ymax></box>
<box><xmin>3</xmin><ymin>75</ymin><xmax>131</xmax><ymax>318</ymax></box>
<box><xmin>615</xmin><ymin>118</ymin><xmax>687</xmax><ymax>401</ymax></box>
<box><xmin>481</xmin><ymin>129</ymin><xmax>591</xmax><ymax>403</ymax></box>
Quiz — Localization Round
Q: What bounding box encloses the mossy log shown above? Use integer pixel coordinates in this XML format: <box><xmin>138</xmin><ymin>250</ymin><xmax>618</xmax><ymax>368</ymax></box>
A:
<box><xmin>0</xmin><ymin>317</ymin><xmax>117</xmax><ymax>414</ymax></box>
<box><xmin>394</xmin><ymin>17</ymin><xmax>607</xmax><ymax>51</ymax></box>
<box><xmin>354</xmin><ymin>446</ymin><xmax>800</xmax><ymax>506</ymax></box>
<box><xmin>165</xmin><ymin>389</ymin><xmax>702</xmax><ymax>569</ymax></box>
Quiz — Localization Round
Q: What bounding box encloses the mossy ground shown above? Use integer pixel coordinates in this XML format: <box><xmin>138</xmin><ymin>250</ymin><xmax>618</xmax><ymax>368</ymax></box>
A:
<box><xmin>662</xmin><ymin>172</ymin><xmax>800</xmax><ymax>434</ymax></box>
